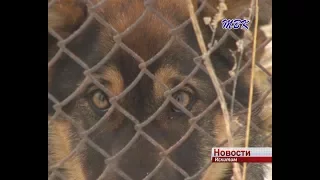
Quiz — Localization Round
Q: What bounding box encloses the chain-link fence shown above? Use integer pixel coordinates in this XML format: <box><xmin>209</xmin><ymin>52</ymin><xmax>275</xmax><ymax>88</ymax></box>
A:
<box><xmin>48</xmin><ymin>0</ymin><xmax>272</xmax><ymax>179</ymax></box>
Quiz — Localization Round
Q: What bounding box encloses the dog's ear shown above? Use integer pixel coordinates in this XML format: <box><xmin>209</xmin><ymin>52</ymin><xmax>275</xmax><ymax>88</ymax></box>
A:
<box><xmin>48</xmin><ymin>0</ymin><xmax>88</xmax><ymax>75</ymax></box>
<box><xmin>198</xmin><ymin>0</ymin><xmax>272</xmax><ymax>25</ymax></box>
<box><xmin>48</xmin><ymin>0</ymin><xmax>88</xmax><ymax>94</ymax></box>
<box><xmin>189</xmin><ymin>0</ymin><xmax>247</xmax><ymax>56</ymax></box>
<box><xmin>48</xmin><ymin>0</ymin><xmax>88</xmax><ymax>38</ymax></box>
<box><xmin>193</xmin><ymin>0</ymin><xmax>271</xmax><ymax>59</ymax></box>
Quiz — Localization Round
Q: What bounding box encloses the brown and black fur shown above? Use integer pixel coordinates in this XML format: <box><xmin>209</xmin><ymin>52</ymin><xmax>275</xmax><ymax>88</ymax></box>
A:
<box><xmin>48</xmin><ymin>0</ymin><xmax>272</xmax><ymax>180</ymax></box>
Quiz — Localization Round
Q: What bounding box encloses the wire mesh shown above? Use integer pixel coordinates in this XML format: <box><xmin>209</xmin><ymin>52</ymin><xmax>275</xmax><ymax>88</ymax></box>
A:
<box><xmin>48</xmin><ymin>0</ymin><xmax>272</xmax><ymax>179</ymax></box>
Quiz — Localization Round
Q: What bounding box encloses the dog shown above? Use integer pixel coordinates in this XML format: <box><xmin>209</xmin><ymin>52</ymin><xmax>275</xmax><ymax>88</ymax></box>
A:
<box><xmin>48</xmin><ymin>0</ymin><xmax>272</xmax><ymax>179</ymax></box>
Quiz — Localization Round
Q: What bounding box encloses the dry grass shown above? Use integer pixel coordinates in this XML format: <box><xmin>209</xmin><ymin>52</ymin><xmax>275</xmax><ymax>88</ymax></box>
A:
<box><xmin>187</xmin><ymin>0</ymin><xmax>272</xmax><ymax>179</ymax></box>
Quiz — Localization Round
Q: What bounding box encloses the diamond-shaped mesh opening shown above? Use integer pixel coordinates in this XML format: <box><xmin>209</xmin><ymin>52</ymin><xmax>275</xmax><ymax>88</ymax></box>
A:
<box><xmin>48</xmin><ymin>0</ymin><xmax>272</xmax><ymax>179</ymax></box>
<box><xmin>114</xmin><ymin>137</ymin><xmax>165</xmax><ymax>180</ymax></box>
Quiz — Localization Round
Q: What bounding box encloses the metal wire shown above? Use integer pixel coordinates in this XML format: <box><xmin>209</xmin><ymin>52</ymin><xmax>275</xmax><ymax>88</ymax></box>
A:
<box><xmin>48</xmin><ymin>0</ymin><xmax>272</xmax><ymax>179</ymax></box>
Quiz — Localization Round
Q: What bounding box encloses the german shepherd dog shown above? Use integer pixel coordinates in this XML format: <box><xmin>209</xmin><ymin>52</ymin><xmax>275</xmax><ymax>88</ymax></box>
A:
<box><xmin>48</xmin><ymin>0</ymin><xmax>272</xmax><ymax>180</ymax></box>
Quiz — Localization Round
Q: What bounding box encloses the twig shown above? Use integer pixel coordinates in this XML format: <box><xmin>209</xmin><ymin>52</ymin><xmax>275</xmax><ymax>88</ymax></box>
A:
<box><xmin>186</xmin><ymin>1</ymin><xmax>242</xmax><ymax>180</ymax></box>
<box><xmin>230</xmin><ymin>42</ymin><xmax>244</xmax><ymax>119</ymax></box>
<box><xmin>242</xmin><ymin>0</ymin><xmax>259</xmax><ymax>180</ymax></box>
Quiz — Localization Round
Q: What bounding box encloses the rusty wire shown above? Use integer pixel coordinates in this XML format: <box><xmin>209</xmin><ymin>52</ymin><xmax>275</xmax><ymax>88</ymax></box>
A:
<box><xmin>48</xmin><ymin>0</ymin><xmax>272</xmax><ymax>179</ymax></box>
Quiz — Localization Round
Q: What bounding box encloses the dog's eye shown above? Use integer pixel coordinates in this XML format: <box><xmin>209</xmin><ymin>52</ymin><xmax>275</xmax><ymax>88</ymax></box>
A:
<box><xmin>172</xmin><ymin>90</ymin><xmax>193</xmax><ymax>112</ymax></box>
<box><xmin>89</xmin><ymin>90</ymin><xmax>110</xmax><ymax>112</ymax></box>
